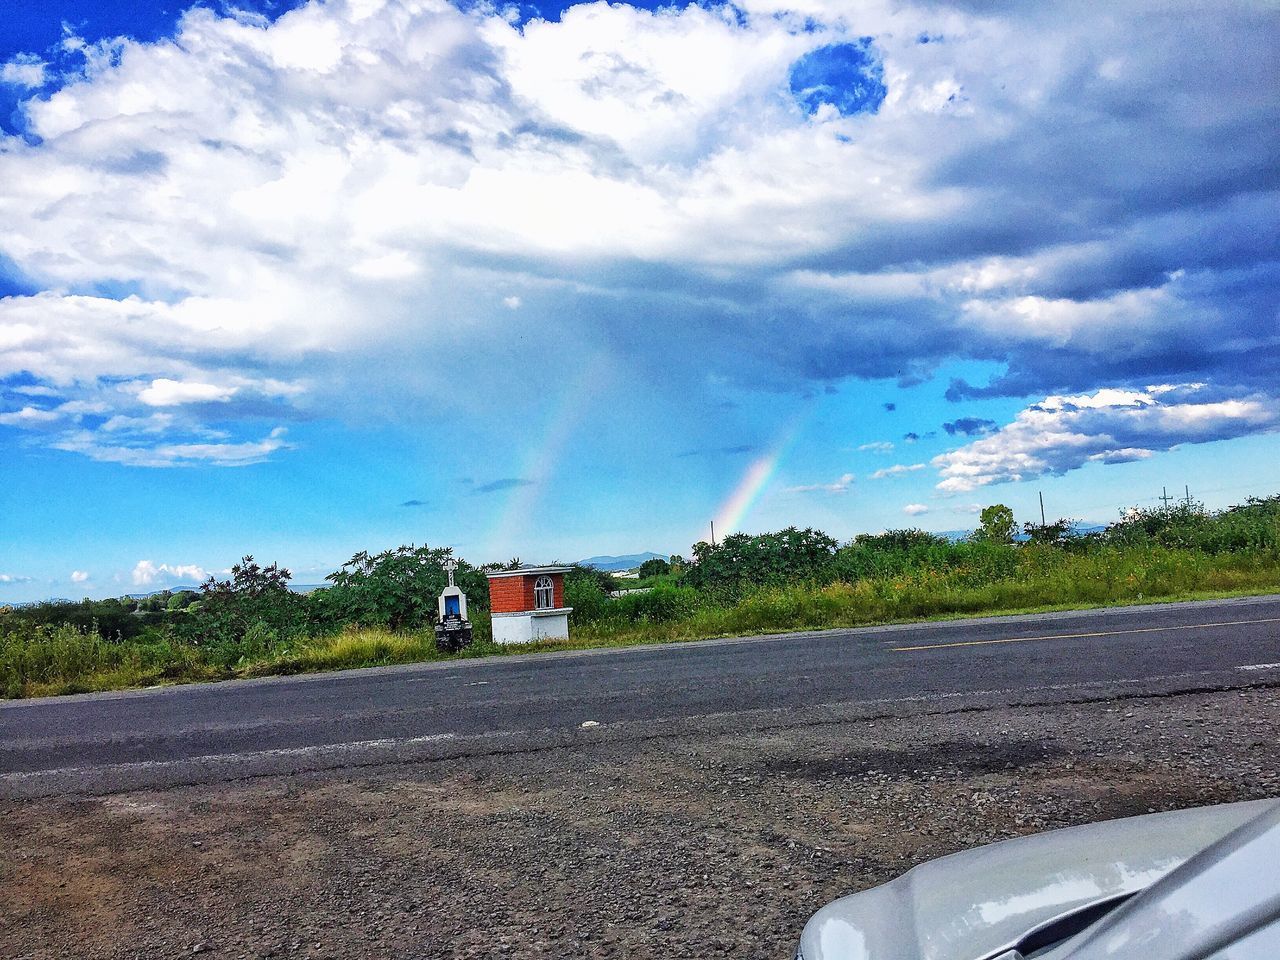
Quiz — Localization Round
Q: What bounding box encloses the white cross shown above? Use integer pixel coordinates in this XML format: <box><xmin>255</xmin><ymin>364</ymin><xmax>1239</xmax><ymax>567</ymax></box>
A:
<box><xmin>443</xmin><ymin>557</ymin><xmax>458</xmax><ymax>587</ymax></box>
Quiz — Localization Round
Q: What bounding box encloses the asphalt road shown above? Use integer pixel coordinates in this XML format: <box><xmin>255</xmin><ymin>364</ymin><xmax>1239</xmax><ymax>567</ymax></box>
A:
<box><xmin>3</xmin><ymin>595</ymin><xmax>1279</xmax><ymax>798</ymax></box>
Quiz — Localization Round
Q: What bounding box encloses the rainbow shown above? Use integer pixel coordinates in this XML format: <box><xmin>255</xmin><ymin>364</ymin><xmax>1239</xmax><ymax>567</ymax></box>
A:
<box><xmin>710</xmin><ymin>408</ymin><xmax>809</xmax><ymax>540</ymax></box>
<box><xmin>487</xmin><ymin>355</ymin><xmax>610</xmax><ymax>553</ymax></box>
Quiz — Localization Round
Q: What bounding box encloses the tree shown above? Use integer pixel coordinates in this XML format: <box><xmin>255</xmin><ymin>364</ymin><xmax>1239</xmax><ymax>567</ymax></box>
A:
<box><xmin>637</xmin><ymin>557</ymin><xmax>671</xmax><ymax>579</ymax></box>
<box><xmin>182</xmin><ymin>556</ymin><xmax>305</xmax><ymax>663</ymax></box>
<box><xmin>166</xmin><ymin>590</ymin><xmax>199</xmax><ymax>611</ymax></box>
<box><xmin>973</xmin><ymin>504</ymin><xmax>1018</xmax><ymax>545</ymax></box>
<box><xmin>318</xmin><ymin>545</ymin><xmax>488</xmax><ymax>631</ymax></box>
<box><xmin>1023</xmin><ymin>518</ymin><xmax>1077</xmax><ymax>546</ymax></box>
<box><xmin>685</xmin><ymin>527</ymin><xmax>838</xmax><ymax>592</ymax></box>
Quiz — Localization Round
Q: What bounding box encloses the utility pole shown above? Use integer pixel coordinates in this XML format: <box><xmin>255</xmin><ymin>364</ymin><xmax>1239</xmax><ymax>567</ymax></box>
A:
<box><xmin>710</xmin><ymin>520</ymin><xmax>716</xmax><ymax>547</ymax></box>
<box><xmin>1159</xmin><ymin>486</ymin><xmax>1174</xmax><ymax>508</ymax></box>
<box><xmin>1039</xmin><ymin>491</ymin><xmax>1046</xmax><ymax>527</ymax></box>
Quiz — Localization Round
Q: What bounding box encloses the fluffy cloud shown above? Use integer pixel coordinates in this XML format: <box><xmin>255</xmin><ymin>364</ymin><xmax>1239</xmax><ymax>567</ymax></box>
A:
<box><xmin>902</xmin><ymin>503</ymin><xmax>928</xmax><ymax>516</ymax></box>
<box><xmin>70</xmin><ymin>570</ymin><xmax>90</xmax><ymax>583</ymax></box>
<box><xmin>131</xmin><ymin>560</ymin><xmax>208</xmax><ymax>586</ymax></box>
<box><xmin>0</xmin><ymin>573</ymin><xmax>33</xmax><ymax>583</ymax></box>
<box><xmin>1</xmin><ymin>56</ymin><xmax>48</xmax><ymax>89</ymax></box>
<box><xmin>933</xmin><ymin>385</ymin><xmax>1280</xmax><ymax>493</ymax></box>
<box><xmin>136</xmin><ymin>379</ymin><xmax>237</xmax><ymax>407</ymax></box>
<box><xmin>858</xmin><ymin>441</ymin><xmax>894</xmax><ymax>453</ymax></box>
<box><xmin>0</xmin><ymin>0</ymin><xmax>1275</xmax><ymax>469</ymax></box>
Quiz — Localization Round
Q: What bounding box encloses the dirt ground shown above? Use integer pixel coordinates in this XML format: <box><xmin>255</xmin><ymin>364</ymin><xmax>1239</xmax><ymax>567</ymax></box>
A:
<box><xmin>3</xmin><ymin>685</ymin><xmax>1277</xmax><ymax>960</ymax></box>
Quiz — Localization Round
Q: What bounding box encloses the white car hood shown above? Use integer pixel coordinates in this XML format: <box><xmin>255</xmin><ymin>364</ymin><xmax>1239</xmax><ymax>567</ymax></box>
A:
<box><xmin>798</xmin><ymin>799</ymin><xmax>1277</xmax><ymax>960</ymax></box>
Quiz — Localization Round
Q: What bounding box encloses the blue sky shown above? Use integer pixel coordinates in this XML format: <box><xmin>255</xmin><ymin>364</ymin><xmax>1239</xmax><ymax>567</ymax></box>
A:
<box><xmin>1</xmin><ymin>0</ymin><xmax>1277</xmax><ymax>601</ymax></box>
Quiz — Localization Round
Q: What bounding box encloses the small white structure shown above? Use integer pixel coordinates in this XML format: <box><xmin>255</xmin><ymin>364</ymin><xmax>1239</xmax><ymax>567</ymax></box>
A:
<box><xmin>486</xmin><ymin>565</ymin><xmax>573</xmax><ymax>645</ymax></box>
<box><xmin>438</xmin><ymin>558</ymin><xmax>468</xmax><ymax>621</ymax></box>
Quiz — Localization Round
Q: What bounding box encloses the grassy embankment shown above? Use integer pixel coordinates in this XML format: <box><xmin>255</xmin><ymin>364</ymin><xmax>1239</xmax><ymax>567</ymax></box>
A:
<box><xmin>4</xmin><ymin>543</ymin><xmax>1279</xmax><ymax>699</ymax></box>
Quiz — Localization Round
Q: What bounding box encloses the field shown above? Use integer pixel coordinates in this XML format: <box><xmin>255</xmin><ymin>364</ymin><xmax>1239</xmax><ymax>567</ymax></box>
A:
<box><xmin>3</xmin><ymin>496</ymin><xmax>1279</xmax><ymax>699</ymax></box>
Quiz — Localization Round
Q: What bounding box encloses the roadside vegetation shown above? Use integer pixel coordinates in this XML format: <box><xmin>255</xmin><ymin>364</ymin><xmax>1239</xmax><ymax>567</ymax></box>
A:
<box><xmin>3</xmin><ymin>495</ymin><xmax>1279</xmax><ymax>698</ymax></box>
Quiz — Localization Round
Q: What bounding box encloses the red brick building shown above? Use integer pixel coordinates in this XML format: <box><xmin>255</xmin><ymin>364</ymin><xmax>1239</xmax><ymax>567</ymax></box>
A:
<box><xmin>486</xmin><ymin>565</ymin><xmax>572</xmax><ymax>644</ymax></box>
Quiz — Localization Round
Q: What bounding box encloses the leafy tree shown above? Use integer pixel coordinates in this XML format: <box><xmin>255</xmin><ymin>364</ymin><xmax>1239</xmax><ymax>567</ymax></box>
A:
<box><xmin>140</xmin><ymin>592</ymin><xmax>171</xmax><ymax>612</ymax></box>
<box><xmin>317</xmin><ymin>545</ymin><xmax>488</xmax><ymax>631</ymax></box>
<box><xmin>1023</xmin><ymin>518</ymin><xmax>1078</xmax><ymax>546</ymax></box>
<box><xmin>972</xmin><ymin>504</ymin><xmax>1018</xmax><ymax>545</ymax></box>
<box><xmin>166</xmin><ymin>590</ymin><xmax>199</xmax><ymax>611</ymax></box>
<box><xmin>685</xmin><ymin>526</ymin><xmax>838</xmax><ymax>592</ymax></box>
<box><xmin>564</xmin><ymin>570</ymin><xmax>612</xmax><ymax>623</ymax></box>
<box><xmin>181</xmin><ymin>556</ymin><xmax>305</xmax><ymax>664</ymax></box>
<box><xmin>637</xmin><ymin>557</ymin><xmax>671</xmax><ymax>579</ymax></box>
<box><xmin>1102</xmin><ymin>495</ymin><xmax>1280</xmax><ymax>553</ymax></box>
<box><xmin>851</xmin><ymin>528</ymin><xmax>949</xmax><ymax>552</ymax></box>
<box><xmin>566</xmin><ymin>564</ymin><xmax>619</xmax><ymax>595</ymax></box>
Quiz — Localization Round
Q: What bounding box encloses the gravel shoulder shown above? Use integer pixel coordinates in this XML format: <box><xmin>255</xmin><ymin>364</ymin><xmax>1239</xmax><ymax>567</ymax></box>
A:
<box><xmin>3</xmin><ymin>685</ymin><xmax>1278</xmax><ymax>959</ymax></box>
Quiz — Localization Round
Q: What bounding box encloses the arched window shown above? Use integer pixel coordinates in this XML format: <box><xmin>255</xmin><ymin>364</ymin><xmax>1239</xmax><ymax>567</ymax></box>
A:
<box><xmin>534</xmin><ymin>576</ymin><xmax>554</xmax><ymax>610</ymax></box>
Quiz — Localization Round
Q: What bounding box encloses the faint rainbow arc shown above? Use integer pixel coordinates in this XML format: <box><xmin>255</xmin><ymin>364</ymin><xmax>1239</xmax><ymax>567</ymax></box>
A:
<box><xmin>486</xmin><ymin>355</ymin><xmax>610</xmax><ymax>554</ymax></box>
<box><xmin>709</xmin><ymin>409</ymin><xmax>810</xmax><ymax>540</ymax></box>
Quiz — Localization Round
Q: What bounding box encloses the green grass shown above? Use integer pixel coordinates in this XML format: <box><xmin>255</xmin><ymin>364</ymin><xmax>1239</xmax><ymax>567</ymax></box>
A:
<box><xmin>4</xmin><ymin>546</ymin><xmax>1280</xmax><ymax>699</ymax></box>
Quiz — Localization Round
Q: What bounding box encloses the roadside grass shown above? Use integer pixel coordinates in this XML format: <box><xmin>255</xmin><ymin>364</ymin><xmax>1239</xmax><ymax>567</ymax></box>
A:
<box><xmin>4</xmin><ymin>547</ymin><xmax>1280</xmax><ymax>699</ymax></box>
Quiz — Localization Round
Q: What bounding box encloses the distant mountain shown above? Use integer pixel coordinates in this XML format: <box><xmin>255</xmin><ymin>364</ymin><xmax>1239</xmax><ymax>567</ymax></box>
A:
<box><xmin>577</xmin><ymin>552</ymin><xmax>669</xmax><ymax>572</ymax></box>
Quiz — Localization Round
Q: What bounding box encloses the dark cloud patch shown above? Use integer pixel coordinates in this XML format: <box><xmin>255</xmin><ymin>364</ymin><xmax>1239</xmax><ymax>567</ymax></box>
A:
<box><xmin>678</xmin><ymin>444</ymin><xmax>755</xmax><ymax>458</ymax></box>
<box><xmin>943</xmin><ymin>417</ymin><xmax>997</xmax><ymax>436</ymax></box>
<box><xmin>400</xmin><ymin>499</ymin><xmax>429</xmax><ymax>507</ymax></box>
<box><xmin>883</xmin><ymin>402</ymin><xmax>896</xmax><ymax>411</ymax></box>
<box><xmin>471</xmin><ymin>478</ymin><xmax>534</xmax><ymax>494</ymax></box>
<box><xmin>903</xmin><ymin>431</ymin><xmax>920</xmax><ymax>442</ymax></box>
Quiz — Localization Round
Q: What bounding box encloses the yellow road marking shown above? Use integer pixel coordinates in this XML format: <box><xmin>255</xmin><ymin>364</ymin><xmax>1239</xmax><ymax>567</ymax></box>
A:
<box><xmin>891</xmin><ymin>617</ymin><xmax>1280</xmax><ymax>653</ymax></box>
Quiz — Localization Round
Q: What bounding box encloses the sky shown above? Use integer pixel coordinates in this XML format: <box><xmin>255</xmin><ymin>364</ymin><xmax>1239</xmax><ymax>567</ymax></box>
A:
<box><xmin>0</xmin><ymin>0</ymin><xmax>1277</xmax><ymax>601</ymax></box>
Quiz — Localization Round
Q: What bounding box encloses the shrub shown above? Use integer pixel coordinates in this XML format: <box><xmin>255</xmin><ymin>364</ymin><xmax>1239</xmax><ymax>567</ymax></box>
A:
<box><xmin>609</xmin><ymin>585</ymin><xmax>703</xmax><ymax>623</ymax></box>
<box><xmin>315</xmin><ymin>545</ymin><xmax>489</xmax><ymax>631</ymax></box>
<box><xmin>180</xmin><ymin>556</ymin><xmax>308</xmax><ymax>658</ymax></box>
<box><xmin>684</xmin><ymin>527</ymin><xmax>838</xmax><ymax>592</ymax></box>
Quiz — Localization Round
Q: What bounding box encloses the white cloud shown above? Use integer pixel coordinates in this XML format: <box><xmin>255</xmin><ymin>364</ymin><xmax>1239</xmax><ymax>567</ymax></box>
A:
<box><xmin>0</xmin><ymin>406</ymin><xmax>61</xmax><ymax>426</ymax></box>
<box><xmin>0</xmin><ymin>573</ymin><xmax>33</xmax><ymax>583</ymax></box>
<box><xmin>55</xmin><ymin>427</ymin><xmax>291</xmax><ymax>468</ymax></box>
<box><xmin>858</xmin><ymin>441</ymin><xmax>895</xmax><ymax>453</ymax></box>
<box><xmin>0</xmin><ymin>0</ymin><xmax>1273</xmax><ymax>470</ymax></box>
<box><xmin>871</xmin><ymin>462</ymin><xmax>925</xmax><ymax>480</ymax></box>
<box><xmin>136</xmin><ymin>378</ymin><xmax>237</xmax><ymax>407</ymax></box>
<box><xmin>1</xmin><ymin>55</ymin><xmax>48</xmax><ymax>88</ymax></box>
<box><xmin>902</xmin><ymin>503</ymin><xmax>929</xmax><ymax>516</ymax></box>
<box><xmin>786</xmin><ymin>472</ymin><xmax>854</xmax><ymax>494</ymax></box>
<box><xmin>70</xmin><ymin>570</ymin><xmax>90</xmax><ymax>583</ymax></box>
<box><xmin>933</xmin><ymin>384</ymin><xmax>1280</xmax><ymax>493</ymax></box>
<box><xmin>131</xmin><ymin>560</ymin><xmax>208</xmax><ymax>586</ymax></box>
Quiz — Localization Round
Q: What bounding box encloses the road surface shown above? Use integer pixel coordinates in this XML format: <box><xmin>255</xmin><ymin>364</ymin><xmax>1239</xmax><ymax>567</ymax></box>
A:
<box><xmin>3</xmin><ymin>594</ymin><xmax>1278</xmax><ymax>797</ymax></box>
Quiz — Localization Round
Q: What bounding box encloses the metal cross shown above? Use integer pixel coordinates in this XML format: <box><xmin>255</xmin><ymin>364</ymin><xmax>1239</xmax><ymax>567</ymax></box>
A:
<box><xmin>443</xmin><ymin>557</ymin><xmax>458</xmax><ymax>587</ymax></box>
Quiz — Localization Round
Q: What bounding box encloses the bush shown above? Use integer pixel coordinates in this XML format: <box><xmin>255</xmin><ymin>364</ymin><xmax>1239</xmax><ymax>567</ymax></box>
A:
<box><xmin>180</xmin><ymin>556</ymin><xmax>308</xmax><ymax>660</ymax></box>
<box><xmin>1103</xmin><ymin>497</ymin><xmax>1280</xmax><ymax>553</ymax></box>
<box><xmin>684</xmin><ymin>527</ymin><xmax>838</xmax><ymax>593</ymax></box>
<box><xmin>3</xmin><ymin>598</ymin><xmax>160</xmax><ymax>640</ymax></box>
<box><xmin>315</xmin><ymin>545</ymin><xmax>489</xmax><ymax>631</ymax></box>
<box><xmin>565</xmin><ymin>574</ymin><xmax>612</xmax><ymax>624</ymax></box>
<box><xmin>608</xmin><ymin>585</ymin><xmax>703</xmax><ymax>623</ymax></box>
